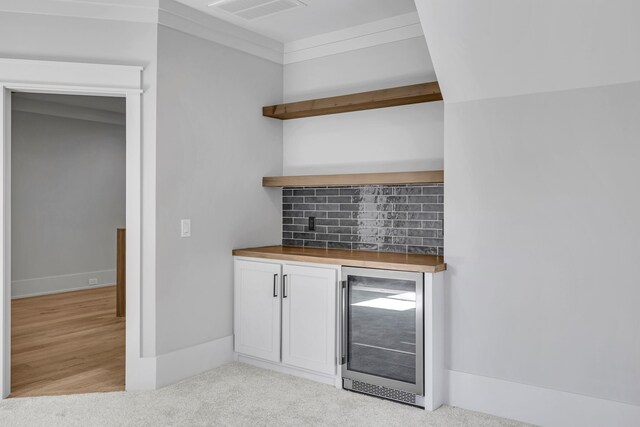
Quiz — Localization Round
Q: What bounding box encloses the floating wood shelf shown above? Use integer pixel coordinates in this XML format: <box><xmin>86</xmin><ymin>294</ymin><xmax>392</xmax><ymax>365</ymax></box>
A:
<box><xmin>262</xmin><ymin>170</ymin><xmax>444</xmax><ymax>188</ymax></box>
<box><xmin>263</xmin><ymin>81</ymin><xmax>442</xmax><ymax>120</ymax></box>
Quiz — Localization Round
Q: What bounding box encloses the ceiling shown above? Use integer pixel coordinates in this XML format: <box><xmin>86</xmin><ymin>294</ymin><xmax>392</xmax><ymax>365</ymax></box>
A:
<box><xmin>13</xmin><ymin>93</ymin><xmax>125</xmax><ymax>114</ymax></box>
<box><xmin>175</xmin><ymin>0</ymin><xmax>418</xmax><ymax>43</ymax></box>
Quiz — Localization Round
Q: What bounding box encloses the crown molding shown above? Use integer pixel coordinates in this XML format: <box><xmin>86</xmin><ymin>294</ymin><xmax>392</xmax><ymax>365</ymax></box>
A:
<box><xmin>157</xmin><ymin>0</ymin><xmax>283</xmax><ymax>64</ymax></box>
<box><xmin>0</xmin><ymin>1</ymin><xmax>425</xmax><ymax>66</ymax></box>
<box><xmin>283</xmin><ymin>12</ymin><xmax>424</xmax><ymax>65</ymax></box>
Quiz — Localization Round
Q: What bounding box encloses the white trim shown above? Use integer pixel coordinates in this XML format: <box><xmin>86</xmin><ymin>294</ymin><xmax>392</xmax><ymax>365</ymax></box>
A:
<box><xmin>0</xmin><ymin>59</ymin><xmax>142</xmax><ymax>90</ymax></box>
<box><xmin>283</xmin><ymin>12</ymin><xmax>424</xmax><ymax>64</ymax></box>
<box><xmin>237</xmin><ymin>354</ymin><xmax>337</xmax><ymax>386</ymax></box>
<box><xmin>11</xmin><ymin>270</ymin><xmax>117</xmax><ymax>299</ymax></box>
<box><xmin>7</xmin><ymin>85</ymin><xmax>142</xmax><ymax>96</ymax></box>
<box><xmin>0</xmin><ymin>87</ymin><xmax>11</xmax><ymax>397</ymax></box>
<box><xmin>156</xmin><ymin>335</ymin><xmax>235</xmax><ymax>388</ymax></box>
<box><xmin>423</xmin><ymin>272</ymin><xmax>444</xmax><ymax>411</ymax></box>
<box><xmin>0</xmin><ymin>58</ymin><xmax>153</xmax><ymax>398</ymax></box>
<box><xmin>447</xmin><ymin>370</ymin><xmax>640</xmax><ymax>426</ymax></box>
<box><xmin>13</xmin><ymin>283</ymin><xmax>115</xmax><ymax>300</ymax></box>
<box><xmin>12</xmin><ymin>97</ymin><xmax>125</xmax><ymax>126</ymax></box>
<box><xmin>122</xmin><ymin>89</ymin><xmax>156</xmax><ymax>391</ymax></box>
<box><xmin>140</xmin><ymin>98</ymin><xmax>156</xmax><ymax>359</ymax></box>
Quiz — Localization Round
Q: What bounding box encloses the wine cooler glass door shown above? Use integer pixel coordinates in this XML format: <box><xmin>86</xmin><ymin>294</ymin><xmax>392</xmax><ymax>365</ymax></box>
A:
<box><xmin>342</xmin><ymin>267</ymin><xmax>423</xmax><ymax>395</ymax></box>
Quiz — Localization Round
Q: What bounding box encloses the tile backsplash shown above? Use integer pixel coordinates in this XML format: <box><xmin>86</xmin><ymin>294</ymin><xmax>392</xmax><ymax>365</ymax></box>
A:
<box><xmin>282</xmin><ymin>184</ymin><xmax>444</xmax><ymax>255</ymax></box>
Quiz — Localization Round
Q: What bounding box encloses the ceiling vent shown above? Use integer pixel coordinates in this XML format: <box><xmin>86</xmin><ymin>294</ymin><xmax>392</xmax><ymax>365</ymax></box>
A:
<box><xmin>209</xmin><ymin>0</ymin><xmax>307</xmax><ymax>21</ymax></box>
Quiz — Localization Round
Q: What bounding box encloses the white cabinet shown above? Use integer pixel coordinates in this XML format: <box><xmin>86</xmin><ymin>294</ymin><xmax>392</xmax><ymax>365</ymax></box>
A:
<box><xmin>234</xmin><ymin>259</ymin><xmax>337</xmax><ymax>377</ymax></box>
<box><xmin>281</xmin><ymin>264</ymin><xmax>336</xmax><ymax>375</ymax></box>
<box><xmin>234</xmin><ymin>260</ymin><xmax>282</xmax><ymax>362</ymax></box>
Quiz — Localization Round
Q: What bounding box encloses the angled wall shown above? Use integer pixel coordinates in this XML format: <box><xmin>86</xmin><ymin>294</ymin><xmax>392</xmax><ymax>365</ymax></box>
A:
<box><xmin>416</xmin><ymin>0</ymin><xmax>640</xmax><ymax>425</ymax></box>
<box><xmin>417</xmin><ymin>0</ymin><xmax>640</xmax><ymax>103</ymax></box>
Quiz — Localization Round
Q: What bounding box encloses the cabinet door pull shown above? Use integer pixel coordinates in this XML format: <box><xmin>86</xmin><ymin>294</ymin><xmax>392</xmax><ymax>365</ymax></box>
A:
<box><xmin>340</xmin><ymin>281</ymin><xmax>347</xmax><ymax>365</ymax></box>
<box><xmin>282</xmin><ymin>274</ymin><xmax>288</xmax><ymax>298</ymax></box>
<box><xmin>273</xmin><ymin>274</ymin><xmax>278</xmax><ymax>298</ymax></box>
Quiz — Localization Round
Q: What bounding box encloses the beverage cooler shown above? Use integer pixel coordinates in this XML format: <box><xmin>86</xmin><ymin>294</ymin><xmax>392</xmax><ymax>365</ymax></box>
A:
<box><xmin>340</xmin><ymin>266</ymin><xmax>424</xmax><ymax>407</ymax></box>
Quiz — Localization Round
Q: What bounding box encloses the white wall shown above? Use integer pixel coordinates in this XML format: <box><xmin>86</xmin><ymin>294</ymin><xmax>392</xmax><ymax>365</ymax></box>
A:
<box><xmin>283</xmin><ymin>37</ymin><xmax>443</xmax><ymax>175</ymax></box>
<box><xmin>445</xmin><ymin>82</ymin><xmax>640</xmax><ymax>405</ymax></box>
<box><xmin>11</xmin><ymin>110</ymin><xmax>125</xmax><ymax>298</ymax></box>
<box><xmin>415</xmin><ymin>0</ymin><xmax>640</xmax><ymax>424</ymax></box>
<box><xmin>155</xmin><ymin>26</ymin><xmax>282</xmax><ymax>356</ymax></box>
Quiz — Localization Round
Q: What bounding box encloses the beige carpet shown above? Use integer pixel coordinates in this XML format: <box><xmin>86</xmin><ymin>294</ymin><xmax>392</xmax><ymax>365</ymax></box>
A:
<box><xmin>0</xmin><ymin>362</ymin><xmax>528</xmax><ymax>426</ymax></box>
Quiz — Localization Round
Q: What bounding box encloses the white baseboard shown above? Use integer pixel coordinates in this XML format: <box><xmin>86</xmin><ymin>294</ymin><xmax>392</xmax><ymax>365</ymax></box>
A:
<box><xmin>156</xmin><ymin>335</ymin><xmax>235</xmax><ymax>388</ymax></box>
<box><xmin>237</xmin><ymin>354</ymin><xmax>337</xmax><ymax>387</ymax></box>
<box><xmin>126</xmin><ymin>355</ymin><xmax>157</xmax><ymax>392</ymax></box>
<box><xmin>11</xmin><ymin>269</ymin><xmax>116</xmax><ymax>299</ymax></box>
<box><xmin>447</xmin><ymin>370</ymin><xmax>640</xmax><ymax>427</ymax></box>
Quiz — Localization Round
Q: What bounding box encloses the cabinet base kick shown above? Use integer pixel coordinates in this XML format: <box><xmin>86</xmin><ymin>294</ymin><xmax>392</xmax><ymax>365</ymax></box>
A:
<box><xmin>238</xmin><ymin>354</ymin><xmax>338</xmax><ymax>387</ymax></box>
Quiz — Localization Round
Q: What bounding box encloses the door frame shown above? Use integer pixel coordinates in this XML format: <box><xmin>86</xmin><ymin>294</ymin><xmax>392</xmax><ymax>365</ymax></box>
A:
<box><xmin>0</xmin><ymin>58</ymin><xmax>151</xmax><ymax>398</ymax></box>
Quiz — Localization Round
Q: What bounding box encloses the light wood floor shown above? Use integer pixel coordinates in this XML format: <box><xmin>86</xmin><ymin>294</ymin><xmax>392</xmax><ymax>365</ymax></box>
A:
<box><xmin>11</xmin><ymin>286</ymin><xmax>125</xmax><ymax>397</ymax></box>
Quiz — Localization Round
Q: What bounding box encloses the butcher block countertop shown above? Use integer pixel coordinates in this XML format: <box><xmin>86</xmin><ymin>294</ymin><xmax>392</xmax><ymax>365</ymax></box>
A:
<box><xmin>232</xmin><ymin>245</ymin><xmax>446</xmax><ymax>273</ymax></box>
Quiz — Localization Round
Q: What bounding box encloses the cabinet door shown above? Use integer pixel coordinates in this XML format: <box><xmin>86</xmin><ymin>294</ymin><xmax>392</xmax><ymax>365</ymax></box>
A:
<box><xmin>281</xmin><ymin>264</ymin><xmax>337</xmax><ymax>375</ymax></box>
<box><xmin>234</xmin><ymin>260</ymin><xmax>282</xmax><ymax>362</ymax></box>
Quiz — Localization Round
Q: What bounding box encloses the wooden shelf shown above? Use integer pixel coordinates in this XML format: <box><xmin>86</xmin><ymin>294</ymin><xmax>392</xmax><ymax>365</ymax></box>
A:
<box><xmin>262</xmin><ymin>170</ymin><xmax>444</xmax><ymax>187</ymax></box>
<box><xmin>263</xmin><ymin>81</ymin><xmax>442</xmax><ymax>120</ymax></box>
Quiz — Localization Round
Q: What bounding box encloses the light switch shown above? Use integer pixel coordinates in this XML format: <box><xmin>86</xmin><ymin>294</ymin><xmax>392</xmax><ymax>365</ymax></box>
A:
<box><xmin>181</xmin><ymin>219</ymin><xmax>191</xmax><ymax>237</ymax></box>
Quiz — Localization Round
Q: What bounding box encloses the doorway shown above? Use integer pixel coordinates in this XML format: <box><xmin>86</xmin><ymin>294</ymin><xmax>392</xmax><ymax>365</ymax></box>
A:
<box><xmin>9</xmin><ymin>93</ymin><xmax>126</xmax><ymax>396</ymax></box>
<box><xmin>0</xmin><ymin>58</ymin><xmax>148</xmax><ymax>398</ymax></box>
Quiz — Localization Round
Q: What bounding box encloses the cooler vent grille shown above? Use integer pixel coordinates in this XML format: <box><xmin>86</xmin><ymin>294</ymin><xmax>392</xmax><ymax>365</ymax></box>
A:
<box><xmin>351</xmin><ymin>380</ymin><xmax>416</xmax><ymax>405</ymax></box>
